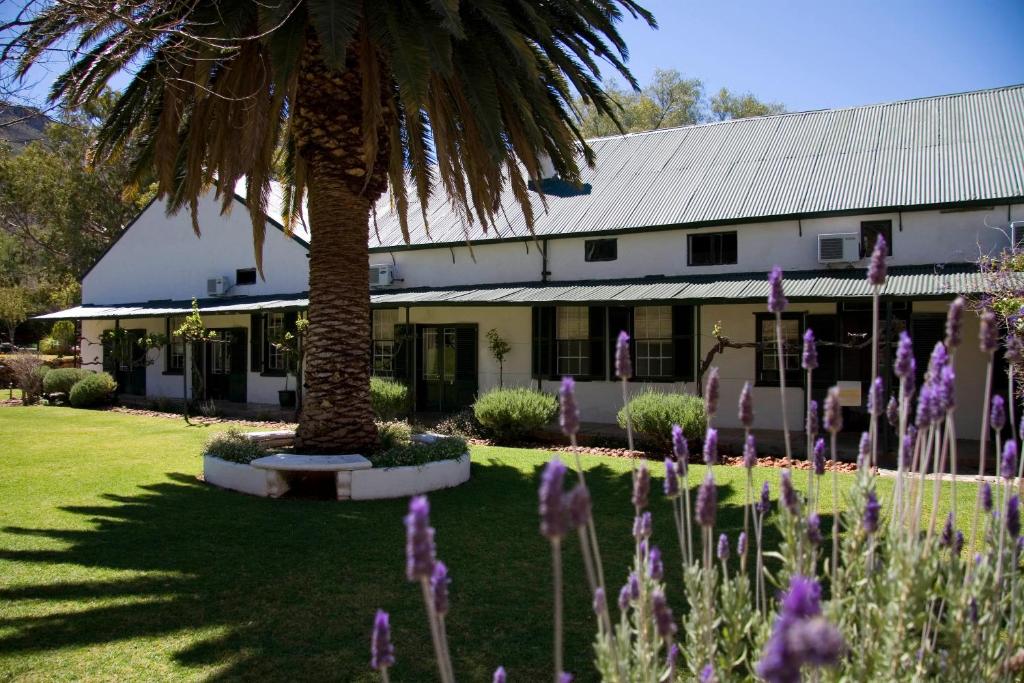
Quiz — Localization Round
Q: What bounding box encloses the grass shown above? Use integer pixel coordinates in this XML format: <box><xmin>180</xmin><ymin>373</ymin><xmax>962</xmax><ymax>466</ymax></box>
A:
<box><xmin>0</xmin><ymin>406</ymin><xmax>976</xmax><ymax>681</ymax></box>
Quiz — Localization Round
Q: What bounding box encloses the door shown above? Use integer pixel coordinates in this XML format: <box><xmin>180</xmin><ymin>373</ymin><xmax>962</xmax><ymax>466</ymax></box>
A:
<box><xmin>105</xmin><ymin>328</ymin><xmax>147</xmax><ymax>396</ymax></box>
<box><xmin>205</xmin><ymin>328</ymin><xmax>248</xmax><ymax>402</ymax></box>
<box><xmin>416</xmin><ymin>325</ymin><xmax>477</xmax><ymax>412</ymax></box>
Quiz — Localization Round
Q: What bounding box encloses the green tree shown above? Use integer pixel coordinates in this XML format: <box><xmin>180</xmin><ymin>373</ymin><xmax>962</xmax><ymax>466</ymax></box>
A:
<box><xmin>709</xmin><ymin>87</ymin><xmax>786</xmax><ymax>121</ymax></box>
<box><xmin>485</xmin><ymin>328</ymin><xmax>512</xmax><ymax>388</ymax></box>
<box><xmin>577</xmin><ymin>69</ymin><xmax>704</xmax><ymax>138</ymax></box>
<box><xmin>173</xmin><ymin>299</ymin><xmax>216</xmax><ymax>423</ymax></box>
<box><xmin>8</xmin><ymin>0</ymin><xmax>655</xmax><ymax>453</ymax></box>
<box><xmin>0</xmin><ymin>285</ymin><xmax>29</xmax><ymax>344</ymax></box>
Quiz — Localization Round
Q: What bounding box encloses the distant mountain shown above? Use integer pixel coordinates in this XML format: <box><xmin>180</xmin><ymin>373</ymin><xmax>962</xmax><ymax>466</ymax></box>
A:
<box><xmin>0</xmin><ymin>102</ymin><xmax>50</xmax><ymax>148</ymax></box>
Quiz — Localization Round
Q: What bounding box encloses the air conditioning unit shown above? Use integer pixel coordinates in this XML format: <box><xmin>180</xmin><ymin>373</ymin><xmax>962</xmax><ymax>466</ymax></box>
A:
<box><xmin>369</xmin><ymin>264</ymin><xmax>395</xmax><ymax>287</ymax></box>
<box><xmin>817</xmin><ymin>233</ymin><xmax>860</xmax><ymax>264</ymax></box>
<box><xmin>207</xmin><ymin>276</ymin><xmax>229</xmax><ymax>297</ymax></box>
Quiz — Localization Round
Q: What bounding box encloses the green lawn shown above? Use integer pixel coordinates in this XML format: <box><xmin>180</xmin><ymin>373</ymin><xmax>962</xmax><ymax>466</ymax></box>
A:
<box><xmin>0</xmin><ymin>407</ymin><xmax>975</xmax><ymax>681</ymax></box>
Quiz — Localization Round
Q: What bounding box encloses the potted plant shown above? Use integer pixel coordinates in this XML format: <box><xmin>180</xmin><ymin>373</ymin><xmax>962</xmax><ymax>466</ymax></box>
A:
<box><xmin>270</xmin><ymin>315</ymin><xmax>308</xmax><ymax>410</ymax></box>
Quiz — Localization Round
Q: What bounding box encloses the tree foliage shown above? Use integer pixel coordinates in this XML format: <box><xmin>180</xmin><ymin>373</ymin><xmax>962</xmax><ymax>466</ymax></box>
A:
<box><xmin>0</xmin><ymin>285</ymin><xmax>29</xmax><ymax>342</ymax></box>
<box><xmin>709</xmin><ymin>87</ymin><xmax>786</xmax><ymax>121</ymax></box>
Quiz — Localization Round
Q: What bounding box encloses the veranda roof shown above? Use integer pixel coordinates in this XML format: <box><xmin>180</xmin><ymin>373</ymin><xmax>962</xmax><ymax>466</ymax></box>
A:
<box><xmin>36</xmin><ymin>265</ymin><xmax>1007</xmax><ymax>320</ymax></box>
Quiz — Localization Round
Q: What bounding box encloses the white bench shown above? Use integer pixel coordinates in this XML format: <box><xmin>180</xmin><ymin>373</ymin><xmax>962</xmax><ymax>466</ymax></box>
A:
<box><xmin>249</xmin><ymin>454</ymin><xmax>372</xmax><ymax>500</ymax></box>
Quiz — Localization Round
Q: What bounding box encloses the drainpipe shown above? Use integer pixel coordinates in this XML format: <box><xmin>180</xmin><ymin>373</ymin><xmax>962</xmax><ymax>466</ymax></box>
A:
<box><xmin>405</xmin><ymin>306</ymin><xmax>414</xmax><ymax>416</ymax></box>
<box><xmin>541</xmin><ymin>238</ymin><xmax>551</xmax><ymax>282</ymax></box>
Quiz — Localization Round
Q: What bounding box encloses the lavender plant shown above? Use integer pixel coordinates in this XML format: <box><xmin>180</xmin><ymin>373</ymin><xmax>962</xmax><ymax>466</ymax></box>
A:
<box><xmin>371</xmin><ymin>247</ymin><xmax>1023</xmax><ymax>682</ymax></box>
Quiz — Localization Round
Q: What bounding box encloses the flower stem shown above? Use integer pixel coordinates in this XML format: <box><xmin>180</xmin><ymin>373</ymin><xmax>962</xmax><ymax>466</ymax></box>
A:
<box><xmin>775</xmin><ymin>312</ymin><xmax>793</xmax><ymax>466</ymax></box>
<box><xmin>971</xmin><ymin>355</ymin><xmax>995</xmax><ymax>559</ymax></box>
<box><xmin>552</xmin><ymin>538</ymin><xmax>563</xmax><ymax>683</ymax></box>
<box><xmin>420</xmin><ymin>578</ymin><xmax>454</xmax><ymax>683</ymax></box>
<box><xmin>830</xmin><ymin>431</ymin><xmax>840</xmax><ymax>591</ymax></box>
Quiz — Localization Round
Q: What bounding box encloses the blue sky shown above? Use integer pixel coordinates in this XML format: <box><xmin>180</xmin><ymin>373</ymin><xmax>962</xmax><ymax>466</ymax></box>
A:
<box><xmin>615</xmin><ymin>0</ymin><xmax>1023</xmax><ymax>111</ymax></box>
<box><xmin>3</xmin><ymin>0</ymin><xmax>1022</xmax><ymax>112</ymax></box>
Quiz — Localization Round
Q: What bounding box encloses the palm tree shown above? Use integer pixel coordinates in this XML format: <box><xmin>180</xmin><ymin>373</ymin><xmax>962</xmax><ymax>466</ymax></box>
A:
<box><xmin>6</xmin><ymin>0</ymin><xmax>655</xmax><ymax>453</ymax></box>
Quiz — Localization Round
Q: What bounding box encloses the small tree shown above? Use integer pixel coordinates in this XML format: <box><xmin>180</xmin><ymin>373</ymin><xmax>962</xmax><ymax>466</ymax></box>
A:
<box><xmin>51</xmin><ymin>320</ymin><xmax>78</xmax><ymax>357</ymax></box>
<box><xmin>0</xmin><ymin>287</ymin><xmax>30</xmax><ymax>347</ymax></box>
<box><xmin>485</xmin><ymin>328</ymin><xmax>512</xmax><ymax>389</ymax></box>
<box><xmin>269</xmin><ymin>313</ymin><xmax>309</xmax><ymax>413</ymax></box>
<box><xmin>2</xmin><ymin>353</ymin><xmax>44</xmax><ymax>405</ymax></box>
<box><xmin>173</xmin><ymin>299</ymin><xmax>217</xmax><ymax>423</ymax></box>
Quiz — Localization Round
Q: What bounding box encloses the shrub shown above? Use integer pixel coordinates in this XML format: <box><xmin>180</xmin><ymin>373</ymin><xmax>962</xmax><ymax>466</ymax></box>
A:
<box><xmin>204</xmin><ymin>428</ymin><xmax>266</xmax><ymax>464</ymax></box>
<box><xmin>433</xmin><ymin>408</ymin><xmax>489</xmax><ymax>439</ymax></box>
<box><xmin>377</xmin><ymin>420</ymin><xmax>413</xmax><ymax>450</ymax></box>
<box><xmin>371</xmin><ymin>377</ymin><xmax>408</xmax><ymax>420</ymax></box>
<box><xmin>51</xmin><ymin>320</ymin><xmax>77</xmax><ymax>353</ymax></box>
<box><xmin>373</xmin><ymin>435</ymin><xmax>468</xmax><ymax>468</ymax></box>
<box><xmin>2</xmin><ymin>353</ymin><xmax>45</xmax><ymax>405</ymax></box>
<box><xmin>68</xmin><ymin>372</ymin><xmax>117</xmax><ymax>408</ymax></box>
<box><xmin>38</xmin><ymin>336</ymin><xmax>63</xmax><ymax>355</ymax></box>
<box><xmin>473</xmin><ymin>387</ymin><xmax>558</xmax><ymax>441</ymax></box>
<box><xmin>43</xmin><ymin>367</ymin><xmax>93</xmax><ymax>396</ymax></box>
<box><xmin>617</xmin><ymin>390</ymin><xmax>707</xmax><ymax>450</ymax></box>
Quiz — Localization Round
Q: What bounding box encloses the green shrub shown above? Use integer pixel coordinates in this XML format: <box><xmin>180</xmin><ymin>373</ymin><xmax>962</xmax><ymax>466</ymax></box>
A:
<box><xmin>204</xmin><ymin>428</ymin><xmax>267</xmax><ymax>464</ymax></box>
<box><xmin>433</xmin><ymin>408</ymin><xmax>489</xmax><ymax>439</ymax></box>
<box><xmin>43</xmin><ymin>367</ymin><xmax>93</xmax><ymax>395</ymax></box>
<box><xmin>68</xmin><ymin>372</ymin><xmax>117</xmax><ymax>408</ymax></box>
<box><xmin>617</xmin><ymin>390</ymin><xmax>707</xmax><ymax>450</ymax></box>
<box><xmin>377</xmin><ymin>420</ymin><xmax>413</xmax><ymax>450</ymax></box>
<box><xmin>370</xmin><ymin>377</ymin><xmax>408</xmax><ymax>420</ymax></box>
<box><xmin>38</xmin><ymin>336</ymin><xmax>63</xmax><ymax>355</ymax></box>
<box><xmin>373</xmin><ymin>435</ymin><xmax>468</xmax><ymax>468</ymax></box>
<box><xmin>473</xmin><ymin>387</ymin><xmax>558</xmax><ymax>441</ymax></box>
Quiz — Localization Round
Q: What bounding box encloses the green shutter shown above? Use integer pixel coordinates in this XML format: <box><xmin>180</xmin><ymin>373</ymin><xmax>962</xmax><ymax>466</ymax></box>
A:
<box><xmin>532</xmin><ymin>307</ymin><xmax>555</xmax><ymax>379</ymax></box>
<box><xmin>588</xmin><ymin>306</ymin><xmax>606</xmax><ymax>380</ymax></box>
<box><xmin>250</xmin><ymin>313</ymin><xmax>263</xmax><ymax>372</ymax></box>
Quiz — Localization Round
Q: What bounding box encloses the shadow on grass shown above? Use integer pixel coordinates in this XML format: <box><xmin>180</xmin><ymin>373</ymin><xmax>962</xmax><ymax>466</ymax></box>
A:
<box><xmin>0</xmin><ymin>459</ymin><xmax>824</xmax><ymax>681</ymax></box>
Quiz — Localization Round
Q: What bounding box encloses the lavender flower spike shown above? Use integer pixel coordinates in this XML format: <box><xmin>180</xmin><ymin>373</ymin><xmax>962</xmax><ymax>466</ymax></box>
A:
<box><xmin>648</xmin><ymin>545</ymin><xmax>664</xmax><ymax>580</ymax></box>
<box><xmin>1008</xmin><ymin>495</ymin><xmax>1021</xmax><ymax>538</ymax></box>
<box><xmin>558</xmin><ymin>376</ymin><xmax>580</xmax><ymax>438</ymax></box>
<box><xmin>739</xmin><ymin>381</ymin><xmax>755</xmax><ymax>428</ymax></box>
<box><xmin>1006</xmin><ymin>333</ymin><xmax>1024</xmax><ymax>365</ymax></box>
<box><xmin>806</xmin><ymin>400</ymin><xmax>819</xmax><ymax>440</ymax></box>
<box><xmin>886</xmin><ymin>396</ymin><xmax>899</xmax><ymax>428</ymax></box>
<box><xmin>717</xmin><ymin>533</ymin><xmax>730</xmax><ymax>561</ymax></box>
<box><xmin>664</xmin><ymin>458</ymin><xmax>680</xmax><ymax>497</ymax></box>
<box><xmin>493</xmin><ymin>666</ymin><xmax>507</xmax><ymax>683</ymax></box>
<box><xmin>991</xmin><ymin>395</ymin><xmax>1006</xmax><ymax>432</ymax></box>
<box><xmin>982</xmin><ymin>482</ymin><xmax>993</xmax><ymax>512</ymax></box>
<box><xmin>633</xmin><ymin>512</ymin><xmax>653</xmax><ymax>540</ymax></box>
<box><xmin>802</xmin><ymin>329</ymin><xmax>818</xmax><ymax>370</ymax></box>
<box><xmin>617</xmin><ymin>584</ymin><xmax>630</xmax><ymax>612</ymax></box>
<box><xmin>651</xmin><ymin>589</ymin><xmax>677</xmax><ymax>642</ymax></box>
<box><xmin>980</xmin><ymin>309</ymin><xmax>999</xmax><ymax>354</ymax></box>
<box><xmin>703</xmin><ymin>428</ymin><xmax>719</xmax><ymax>466</ymax></box>
<box><xmin>945</xmin><ymin>297</ymin><xmax>964</xmax><ymax>349</ymax></box>
<box><xmin>744</xmin><ymin>434</ymin><xmax>758</xmax><ymax>469</ymax></box>
<box><xmin>405</xmin><ymin>496</ymin><xmax>436</xmax><ymax>581</ymax></box>
<box><xmin>857</xmin><ymin>432</ymin><xmax>871</xmax><ymax>470</ymax></box>
<box><xmin>632</xmin><ymin>464</ymin><xmax>650</xmax><ymax>510</ymax></box>
<box><xmin>371</xmin><ymin>610</ymin><xmax>396</xmax><ymax>671</ymax></box>
<box><xmin>894</xmin><ymin>331</ymin><xmax>914</xmax><ymax>379</ymax></box>
<box><xmin>592</xmin><ymin>587</ymin><xmax>605</xmax><ymax>615</ymax></box>
<box><xmin>696</xmin><ymin>473</ymin><xmax>718</xmax><ymax>527</ymax></box>
<box><xmin>756</xmin><ymin>481</ymin><xmax>771</xmax><ymax>514</ymax></box>
<box><xmin>756</xmin><ymin>576</ymin><xmax>844</xmax><ymax>683</ymax></box>
<box><xmin>867</xmin><ymin>233</ymin><xmax>887</xmax><ymax>286</ymax></box>
<box><xmin>704</xmin><ymin>367</ymin><xmax>720</xmax><ymax>419</ymax></box>
<box><xmin>539</xmin><ymin>458</ymin><xmax>568</xmax><ymax>540</ymax></box>
<box><xmin>666</xmin><ymin>645</ymin><xmax>679</xmax><ymax>681</ymax></box>
<box><xmin>431</xmin><ymin>561</ymin><xmax>450</xmax><ymax>616</ymax></box>
<box><xmin>767</xmin><ymin>266</ymin><xmax>788</xmax><ymax>313</ymax></box>
<box><xmin>867</xmin><ymin>377</ymin><xmax>883</xmax><ymax>417</ymax></box>
<box><xmin>940</xmin><ymin>513</ymin><xmax>954</xmax><ymax>548</ymax></box>
<box><xmin>615</xmin><ymin>330</ymin><xmax>632</xmax><ymax>379</ymax></box>
<box><xmin>807</xmin><ymin>514</ymin><xmax>822</xmax><ymax>545</ymax></box>
<box><xmin>671</xmin><ymin>424</ymin><xmax>689</xmax><ymax>462</ymax></box>
<box><xmin>700</xmin><ymin>664</ymin><xmax>718</xmax><ymax>683</ymax></box>
<box><xmin>1002</xmin><ymin>440</ymin><xmax>1018</xmax><ymax>480</ymax></box>
<box><xmin>863</xmin><ymin>490</ymin><xmax>881</xmax><ymax>534</ymax></box>
<box><xmin>566</xmin><ymin>484</ymin><xmax>591</xmax><ymax>530</ymax></box>
<box><xmin>781</xmin><ymin>470</ymin><xmax>799</xmax><ymax>514</ymax></box>
<box><xmin>813</xmin><ymin>438</ymin><xmax>826</xmax><ymax>476</ymax></box>
<box><xmin>737</xmin><ymin>531</ymin><xmax>747</xmax><ymax>555</ymax></box>
<box><xmin>824</xmin><ymin>387</ymin><xmax>843</xmax><ymax>434</ymax></box>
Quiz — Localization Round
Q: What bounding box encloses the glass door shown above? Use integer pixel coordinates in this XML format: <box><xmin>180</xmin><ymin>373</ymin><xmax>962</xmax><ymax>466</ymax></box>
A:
<box><xmin>416</xmin><ymin>325</ymin><xmax>477</xmax><ymax>413</ymax></box>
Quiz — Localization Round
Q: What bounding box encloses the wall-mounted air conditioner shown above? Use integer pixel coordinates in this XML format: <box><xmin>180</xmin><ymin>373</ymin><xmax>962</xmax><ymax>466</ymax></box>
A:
<box><xmin>207</xmin><ymin>276</ymin><xmax>229</xmax><ymax>297</ymax></box>
<box><xmin>369</xmin><ymin>264</ymin><xmax>395</xmax><ymax>287</ymax></box>
<box><xmin>817</xmin><ymin>233</ymin><xmax>860</xmax><ymax>264</ymax></box>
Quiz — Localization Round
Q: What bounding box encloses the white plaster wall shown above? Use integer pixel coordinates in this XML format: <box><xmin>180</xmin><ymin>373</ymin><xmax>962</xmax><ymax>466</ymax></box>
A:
<box><xmin>370</xmin><ymin>204</ymin><xmax>1021</xmax><ymax>288</ymax></box>
<box><xmin>83</xmin><ymin>191</ymin><xmax>310</xmax><ymax>305</ymax></box>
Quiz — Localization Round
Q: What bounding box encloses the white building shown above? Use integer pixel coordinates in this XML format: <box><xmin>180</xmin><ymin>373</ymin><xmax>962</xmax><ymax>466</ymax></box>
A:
<box><xmin>41</xmin><ymin>85</ymin><xmax>1024</xmax><ymax>440</ymax></box>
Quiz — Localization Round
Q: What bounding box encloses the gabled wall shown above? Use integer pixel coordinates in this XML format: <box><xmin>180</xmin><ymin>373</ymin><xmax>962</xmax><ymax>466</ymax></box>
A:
<box><xmin>83</xmin><ymin>191</ymin><xmax>309</xmax><ymax>305</ymax></box>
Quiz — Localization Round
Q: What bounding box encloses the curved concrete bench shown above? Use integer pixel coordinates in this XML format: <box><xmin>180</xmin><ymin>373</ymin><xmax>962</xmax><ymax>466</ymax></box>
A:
<box><xmin>249</xmin><ymin>454</ymin><xmax>372</xmax><ymax>499</ymax></box>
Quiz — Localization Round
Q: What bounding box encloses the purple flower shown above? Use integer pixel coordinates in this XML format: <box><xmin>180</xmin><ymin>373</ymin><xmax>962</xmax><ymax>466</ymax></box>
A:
<box><xmin>559</xmin><ymin>376</ymin><xmax>580</xmax><ymax>437</ymax></box>
<box><xmin>857</xmin><ymin>432</ymin><xmax>871</xmax><ymax>470</ymax></box>
<box><xmin>955</xmin><ymin>531</ymin><xmax>964</xmax><ymax>554</ymax></box>
<box><xmin>705</xmin><ymin>367</ymin><xmax>720</xmax><ymax>418</ymax></box>
<box><xmin>567</xmin><ymin>484</ymin><xmax>591</xmax><ymax>529</ymax></box>
<box><xmin>824</xmin><ymin>387</ymin><xmax>843</xmax><ymax>433</ymax></box>
<box><xmin>744</xmin><ymin>434</ymin><xmax>758</xmax><ymax>469</ymax></box>
<box><xmin>982</xmin><ymin>482</ymin><xmax>993</xmax><ymax>512</ymax></box>
<box><xmin>703</xmin><ymin>428</ymin><xmax>718</xmax><ymax>465</ymax></box>
<box><xmin>737</xmin><ymin>531</ymin><xmax>748</xmax><ymax>556</ymax></box>
<box><xmin>633</xmin><ymin>465</ymin><xmax>650</xmax><ymax>510</ymax></box>
<box><xmin>664</xmin><ymin>458</ymin><xmax>679</xmax><ymax>497</ymax></box>
<box><xmin>628</xmin><ymin>572</ymin><xmax>640</xmax><ymax>601</ymax></box>
<box><xmin>1003</xmin><ymin>441</ymin><xmax>1018</xmax><ymax>480</ymax></box>
<box><xmin>671</xmin><ymin>423</ymin><xmax>689</xmax><ymax>462</ymax></box>
<box><xmin>1009</xmin><ymin>495</ymin><xmax>1021</xmax><ymax>538</ymax></box>
<box><xmin>493</xmin><ymin>667</ymin><xmax>507</xmax><ymax>683</ymax></box>
<box><xmin>756</xmin><ymin>576</ymin><xmax>843</xmax><ymax>683</ymax></box>
<box><xmin>739</xmin><ymin>381</ymin><xmax>755</xmax><ymax>428</ymax></box>
<box><xmin>615</xmin><ymin>330</ymin><xmax>632</xmax><ymax>379</ymax></box>
<box><xmin>717</xmin><ymin>533</ymin><xmax>730</xmax><ymax>561</ymax></box>
<box><xmin>700</xmin><ymin>664</ymin><xmax>717</xmax><ymax>683</ymax></box>
<box><xmin>813</xmin><ymin>438</ymin><xmax>826</xmax><ymax>476</ymax></box>
<box><xmin>633</xmin><ymin>512</ymin><xmax>653</xmax><ymax>540</ymax></box>
<box><xmin>980</xmin><ymin>309</ymin><xmax>998</xmax><ymax>354</ymax></box>
<box><xmin>991</xmin><ymin>395</ymin><xmax>1006</xmax><ymax>432</ymax></box>
<box><xmin>787</xmin><ymin>617</ymin><xmax>846</xmax><ymax>667</ymax></box>
<box><xmin>593</xmin><ymin>587</ymin><xmax>606</xmax><ymax>615</ymax></box>
<box><xmin>927</xmin><ymin>341</ymin><xmax>948</xmax><ymax>379</ymax></box>
<box><xmin>431</xmin><ymin>561</ymin><xmax>450</xmax><ymax>616</ymax></box>
<box><xmin>1006</xmin><ymin>334</ymin><xmax>1023</xmax><ymax>365</ymax></box>
<box><xmin>696</xmin><ymin>473</ymin><xmax>717</xmax><ymax>527</ymax></box>
<box><xmin>863</xmin><ymin>490</ymin><xmax>881</xmax><ymax>534</ymax></box>
<box><xmin>867</xmin><ymin>233</ymin><xmax>887</xmax><ymax>286</ymax></box>
<box><xmin>894</xmin><ymin>331</ymin><xmax>914</xmax><ymax>379</ymax></box>
<box><xmin>539</xmin><ymin>458</ymin><xmax>568</xmax><ymax>540</ymax></box>
<box><xmin>940</xmin><ymin>512</ymin><xmax>954</xmax><ymax>548</ymax></box>
<box><xmin>886</xmin><ymin>395</ymin><xmax>899</xmax><ymax>428</ymax></box>
<box><xmin>651</xmin><ymin>589</ymin><xmax>677</xmax><ymax>641</ymax></box>
<box><xmin>756</xmin><ymin>481</ymin><xmax>771</xmax><ymax>515</ymax></box>
<box><xmin>806</xmin><ymin>400</ymin><xmax>819</xmax><ymax>441</ymax></box>
<box><xmin>936</xmin><ymin>365</ymin><xmax>955</xmax><ymax>413</ymax></box>
<box><xmin>371</xmin><ymin>609</ymin><xmax>395</xmax><ymax>671</ymax></box>
<box><xmin>807</xmin><ymin>513</ymin><xmax>822</xmax><ymax>545</ymax></box>
<box><xmin>915</xmin><ymin>385</ymin><xmax>935</xmax><ymax>428</ymax></box>
<box><xmin>802</xmin><ymin>329</ymin><xmax>818</xmax><ymax>370</ymax></box>
<box><xmin>945</xmin><ymin>297</ymin><xmax>964</xmax><ymax>348</ymax></box>
<box><xmin>648</xmin><ymin>545</ymin><xmax>664</xmax><ymax>580</ymax></box>
<box><xmin>666</xmin><ymin>644</ymin><xmax>679</xmax><ymax>680</ymax></box>
<box><xmin>781</xmin><ymin>470</ymin><xmax>799</xmax><ymax>514</ymax></box>
<box><xmin>405</xmin><ymin>496</ymin><xmax>436</xmax><ymax>581</ymax></box>
<box><xmin>867</xmin><ymin>377</ymin><xmax>883</xmax><ymax>417</ymax></box>
<box><xmin>559</xmin><ymin>674</ymin><xmax>573</xmax><ymax>683</ymax></box>
<box><xmin>617</xmin><ymin>584</ymin><xmax>630</xmax><ymax>612</ymax></box>
<box><xmin>902</xmin><ymin>427</ymin><xmax>916</xmax><ymax>469</ymax></box>
<box><xmin>768</xmin><ymin>266</ymin><xmax>788</xmax><ymax>313</ymax></box>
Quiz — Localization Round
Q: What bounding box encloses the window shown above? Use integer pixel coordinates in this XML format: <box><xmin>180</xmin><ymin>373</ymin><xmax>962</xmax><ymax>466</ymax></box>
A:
<box><xmin>557</xmin><ymin>306</ymin><xmax>591</xmax><ymax>377</ymax></box>
<box><xmin>265</xmin><ymin>312</ymin><xmax>286</xmax><ymax>372</ymax></box>
<box><xmin>860</xmin><ymin>220</ymin><xmax>892</xmax><ymax>258</ymax></box>
<box><xmin>688</xmin><ymin>232</ymin><xmax>737</xmax><ymax>266</ymax></box>
<box><xmin>166</xmin><ymin>316</ymin><xmax>186</xmax><ymax>373</ymax></box>
<box><xmin>211</xmin><ymin>339</ymin><xmax>231</xmax><ymax>375</ymax></box>
<box><xmin>372</xmin><ymin>309</ymin><xmax>398</xmax><ymax>376</ymax></box>
<box><xmin>634</xmin><ymin>306</ymin><xmax>674</xmax><ymax>378</ymax></box>
<box><xmin>236</xmin><ymin>268</ymin><xmax>257</xmax><ymax>286</ymax></box>
<box><xmin>585</xmin><ymin>238</ymin><xmax>617</xmax><ymax>262</ymax></box>
<box><xmin>756</xmin><ymin>313</ymin><xmax>803</xmax><ymax>386</ymax></box>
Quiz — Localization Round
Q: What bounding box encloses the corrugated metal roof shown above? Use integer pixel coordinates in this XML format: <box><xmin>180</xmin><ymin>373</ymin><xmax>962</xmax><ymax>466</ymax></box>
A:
<box><xmin>35</xmin><ymin>293</ymin><xmax>310</xmax><ymax>320</ymax></box>
<box><xmin>364</xmin><ymin>85</ymin><xmax>1024</xmax><ymax>250</ymax></box>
